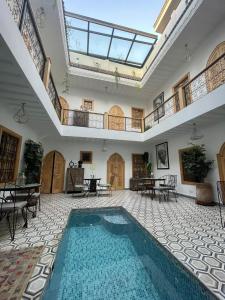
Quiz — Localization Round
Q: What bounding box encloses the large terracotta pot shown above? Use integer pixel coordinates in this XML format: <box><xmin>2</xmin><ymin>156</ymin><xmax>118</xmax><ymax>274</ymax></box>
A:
<box><xmin>196</xmin><ymin>183</ymin><xmax>214</xmax><ymax>205</ymax></box>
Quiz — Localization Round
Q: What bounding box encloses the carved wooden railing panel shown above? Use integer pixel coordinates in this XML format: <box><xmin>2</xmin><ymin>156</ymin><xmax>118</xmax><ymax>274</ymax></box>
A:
<box><xmin>63</xmin><ymin>110</ymin><xmax>104</xmax><ymax>129</ymax></box>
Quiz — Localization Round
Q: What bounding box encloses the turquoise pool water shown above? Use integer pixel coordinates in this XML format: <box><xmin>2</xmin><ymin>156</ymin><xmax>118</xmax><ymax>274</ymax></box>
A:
<box><xmin>43</xmin><ymin>207</ymin><xmax>215</xmax><ymax>300</ymax></box>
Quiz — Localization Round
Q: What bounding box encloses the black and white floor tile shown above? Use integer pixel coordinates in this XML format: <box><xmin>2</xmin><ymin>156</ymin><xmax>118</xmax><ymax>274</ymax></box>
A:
<box><xmin>0</xmin><ymin>191</ymin><xmax>225</xmax><ymax>299</ymax></box>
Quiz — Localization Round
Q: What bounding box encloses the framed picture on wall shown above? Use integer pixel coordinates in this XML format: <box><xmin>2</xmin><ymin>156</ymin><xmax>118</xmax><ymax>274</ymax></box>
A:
<box><xmin>156</xmin><ymin>142</ymin><xmax>169</xmax><ymax>169</ymax></box>
<box><xmin>80</xmin><ymin>151</ymin><xmax>92</xmax><ymax>164</ymax></box>
<box><xmin>153</xmin><ymin>92</ymin><xmax>164</xmax><ymax>121</ymax></box>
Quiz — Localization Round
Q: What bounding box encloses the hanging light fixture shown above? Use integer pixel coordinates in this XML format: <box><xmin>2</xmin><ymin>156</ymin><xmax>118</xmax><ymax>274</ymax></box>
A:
<box><xmin>190</xmin><ymin>123</ymin><xmax>204</xmax><ymax>141</ymax></box>
<box><xmin>102</xmin><ymin>140</ymin><xmax>107</xmax><ymax>152</ymax></box>
<box><xmin>13</xmin><ymin>103</ymin><xmax>29</xmax><ymax>124</ymax></box>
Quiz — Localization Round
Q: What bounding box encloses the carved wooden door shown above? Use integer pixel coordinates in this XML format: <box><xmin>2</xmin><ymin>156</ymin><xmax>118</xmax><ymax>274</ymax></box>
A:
<box><xmin>59</xmin><ymin>96</ymin><xmax>69</xmax><ymax>125</ymax></box>
<box><xmin>108</xmin><ymin>105</ymin><xmax>125</xmax><ymax>131</ymax></box>
<box><xmin>41</xmin><ymin>151</ymin><xmax>65</xmax><ymax>193</ymax></box>
<box><xmin>206</xmin><ymin>41</ymin><xmax>225</xmax><ymax>92</ymax></box>
<box><xmin>107</xmin><ymin>153</ymin><xmax>125</xmax><ymax>190</ymax></box>
<box><xmin>132</xmin><ymin>108</ymin><xmax>143</xmax><ymax>129</ymax></box>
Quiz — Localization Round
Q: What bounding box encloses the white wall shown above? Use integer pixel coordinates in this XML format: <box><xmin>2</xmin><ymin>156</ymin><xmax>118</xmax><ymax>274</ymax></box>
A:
<box><xmin>41</xmin><ymin>137</ymin><xmax>148</xmax><ymax>189</ymax></box>
<box><xmin>59</xmin><ymin>86</ymin><xmax>147</xmax><ymax>118</ymax></box>
<box><xmin>148</xmin><ymin>119</ymin><xmax>225</xmax><ymax>200</ymax></box>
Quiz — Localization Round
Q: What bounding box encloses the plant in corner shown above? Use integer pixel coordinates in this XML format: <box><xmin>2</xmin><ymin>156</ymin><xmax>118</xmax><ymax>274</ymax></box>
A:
<box><xmin>182</xmin><ymin>144</ymin><xmax>214</xmax><ymax>205</ymax></box>
<box><xmin>24</xmin><ymin>140</ymin><xmax>44</xmax><ymax>184</ymax></box>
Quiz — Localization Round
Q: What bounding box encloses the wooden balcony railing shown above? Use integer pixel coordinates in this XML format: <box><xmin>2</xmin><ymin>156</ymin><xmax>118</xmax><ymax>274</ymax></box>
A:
<box><xmin>6</xmin><ymin>0</ymin><xmax>62</xmax><ymax>120</ymax></box>
<box><xmin>144</xmin><ymin>52</ymin><xmax>225</xmax><ymax>131</ymax></box>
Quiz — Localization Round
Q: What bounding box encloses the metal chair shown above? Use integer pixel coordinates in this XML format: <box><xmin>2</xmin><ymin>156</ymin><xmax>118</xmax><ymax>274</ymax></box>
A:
<box><xmin>5</xmin><ymin>186</ymin><xmax>40</xmax><ymax>218</ymax></box>
<box><xmin>0</xmin><ymin>183</ymin><xmax>28</xmax><ymax>241</ymax></box>
<box><xmin>217</xmin><ymin>181</ymin><xmax>225</xmax><ymax>228</ymax></box>
<box><xmin>153</xmin><ymin>175</ymin><xmax>178</xmax><ymax>202</ymax></box>
<box><xmin>97</xmin><ymin>175</ymin><xmax>115</xmax><ymax>197</ymax></box>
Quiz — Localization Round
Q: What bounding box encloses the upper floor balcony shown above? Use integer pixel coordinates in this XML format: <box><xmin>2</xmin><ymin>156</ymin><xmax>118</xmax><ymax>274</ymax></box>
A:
<box><xmin>3</xmin><ymin>0</ymin><xmax>225</xmax><ymax>142</ymax></box>
<box><xmin>61</xmin><ymin>50</ymin><xmax>225</xmax><ymax>138</ymax></box>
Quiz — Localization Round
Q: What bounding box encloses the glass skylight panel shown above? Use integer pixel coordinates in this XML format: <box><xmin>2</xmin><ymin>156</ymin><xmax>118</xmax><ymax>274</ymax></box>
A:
<box><xmin>90</xmin><ymin>23</ymin><xmax>112</xmax><ymax>35</ymax></box>
<box><xmin>127</xmin><ymin>42</ymin><xmax>152</xmax><ymax>64</ymax></box>
<box><xmin>113</xmin><ymin>29</ymin><xmax>135</xmax><ymax>40</ymax></box>
<box><xmin>89</xmin><ymin>33</ymin><xmax>111</xmax><ymax>57</ymax></box>
<box><xmin>109</xmin><ymin>38</ymin><xmax>132</xmax><ymax>61</ymax></box>
<box><xmin>135</xmin><ymin>35</ymin><xmax>155</xmax><ymax>44</ymax></box>
<box><xmin>64</xmin><ymin>11</ymin><xmax>157</xmax><ymax>68</ymax></box>
<box><xmin>65</xmin><ymin>16</ymin><xmax>88</xmax><ymax>30</ymax></box>
<box><xmin>68</xmin><ymin>29</ymin><xmax>88</xmax><ymax>53</ymax></box>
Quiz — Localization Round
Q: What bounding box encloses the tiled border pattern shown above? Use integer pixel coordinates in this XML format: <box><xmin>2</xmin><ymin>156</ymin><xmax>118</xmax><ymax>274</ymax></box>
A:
<box><xmin>0</xmin><ymin>191</ymin><xmax>225</xmax><ymax>299</ymax></box>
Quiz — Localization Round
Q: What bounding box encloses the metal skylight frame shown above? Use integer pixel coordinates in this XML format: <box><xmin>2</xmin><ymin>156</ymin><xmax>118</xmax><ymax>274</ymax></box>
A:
<box><xmin>64</xmin><ymin>11</ymin><xmax>158</xmax><ymax>68</ymax></box>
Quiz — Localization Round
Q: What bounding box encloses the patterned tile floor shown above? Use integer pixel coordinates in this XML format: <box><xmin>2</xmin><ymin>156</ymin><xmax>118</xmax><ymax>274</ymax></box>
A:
<box><xmin>0</xmin><ymin>191</ymin><xmax>225</xmax><ymax>299</ymax></box>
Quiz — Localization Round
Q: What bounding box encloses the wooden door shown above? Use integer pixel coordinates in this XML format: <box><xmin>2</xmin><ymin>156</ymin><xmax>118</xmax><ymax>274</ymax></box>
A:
<box><xmin>132</xmin><ymin>108</ymin><xmax>143</xmax><ymax>129</ymax></box>
<box><xmin>59</xmin><ymin>96</ymin><xmax>69</xmax><ymax>124</ymax></box>
<box><xmin>107</xmin><ymin>153</ymin><xmax>125</xmax><ymax>190</ymax></box>
<box><xmin>173</xmin><ymin>74</ymin><xmax>190</xmax><ymax>112</ymax></box>
<box><xmin>52</xmin><ymin>152</ymin><xmax>65</xmax><ymax>193</ymax></box>
<box><xmin>108</xmin><ymin>105</ymin><xmax>125</xmax><ymax>131</ymax></box>
<box><xmin>41</xmin><ymin>151</ymin><xmax>65</xmax><ymax>193</ymax></box>
<box><xmin>132</xmin><ymin>154</ymin><xmax>146</xmax><ymax>178</ymax></box>
<box><xmin>206</xmin><ymin>41</ymin><xmax>225</xmax><ymax>92</ymax></box>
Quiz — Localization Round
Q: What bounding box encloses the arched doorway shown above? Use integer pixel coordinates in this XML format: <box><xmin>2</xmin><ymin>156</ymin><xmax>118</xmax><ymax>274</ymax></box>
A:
<box><xmin>206</xmin><ymin>41</ymin><xmax>225</xmax><ymax>92</ymax></box>
<box><xmin>107</xmin><ymin>153</ymin><xmax>125</xmax><ymax>190</ymax></box>
<box><xmin>108</xmin><ymin>105</ymin><xmax>125</xmax><ymax>131</ymax></box>
<box><xmin>41</xmin><ymin>151</ymin><xmax>65</xmax><ymax>193</ymax></box>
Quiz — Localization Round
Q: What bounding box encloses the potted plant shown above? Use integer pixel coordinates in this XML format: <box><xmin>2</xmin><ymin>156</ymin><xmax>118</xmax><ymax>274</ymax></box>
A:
<box><xmin>182</xmin><ymin>144</ymin><xmax>214</xmax><ymax>205</ymax></box>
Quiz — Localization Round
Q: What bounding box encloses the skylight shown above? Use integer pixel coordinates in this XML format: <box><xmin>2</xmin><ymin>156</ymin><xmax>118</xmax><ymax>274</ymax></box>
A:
<box><xmin>64</xmin><ymin>12</ymin><xmax>157</xmax><ymax>68</ymax></box>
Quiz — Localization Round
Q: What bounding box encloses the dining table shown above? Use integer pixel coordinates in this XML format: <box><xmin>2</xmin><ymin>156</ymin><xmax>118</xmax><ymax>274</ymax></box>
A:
<box><xmin>140</xmin><ymin>178</ymin><xmax>166</xmax><ymax>199</ymax></box>
<box><xmin>0</xmin><ymin>183</ymin><xmax>41</xmax><ymax>238</ymax></box>
<box><xmin>0</xmin><ymin>183</ymin><xmax>41</xmax><ymax>214</ymax></box>
<box><xmin>84</xmin><ymin>178</ymin><xmax>101</xmax><ymax>194</ymax></box>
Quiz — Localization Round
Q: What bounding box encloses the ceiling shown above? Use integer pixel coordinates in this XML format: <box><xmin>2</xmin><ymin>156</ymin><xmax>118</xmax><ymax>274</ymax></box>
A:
<box><xmin>29</xmin><ymin>0</ymin><xmax>225</xmax><ymax>102</ymax></box>
<box><xmin>0</xmin><ymin>36</ymin><xmax>59</xmax><ymax>138</ymax></box>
